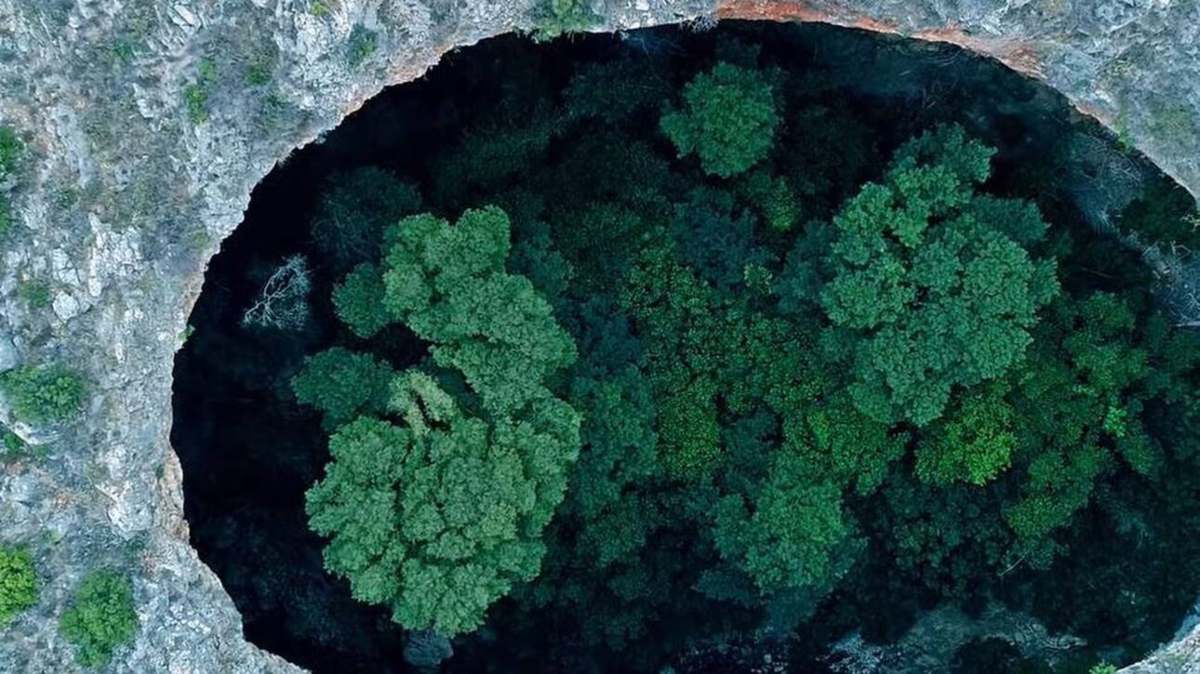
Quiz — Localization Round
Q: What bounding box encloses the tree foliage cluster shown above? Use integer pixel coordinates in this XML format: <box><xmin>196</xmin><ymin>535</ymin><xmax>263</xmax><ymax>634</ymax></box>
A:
<box><xmin>200</xmin><ymin>31</ymin><xmax>1200</xmax><ymax>673</ymax></box>
<box><xmin>294</xmin><ymin>206</ymin><xmax>580</xmax><ymax>636</ymax></box>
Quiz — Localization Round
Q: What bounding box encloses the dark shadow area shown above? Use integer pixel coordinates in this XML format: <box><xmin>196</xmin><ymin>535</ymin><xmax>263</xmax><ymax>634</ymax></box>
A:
<box><xmin>171</xmin><ymin>21</ymin><xmax>1200</xmax><ymax>674</ymax></box>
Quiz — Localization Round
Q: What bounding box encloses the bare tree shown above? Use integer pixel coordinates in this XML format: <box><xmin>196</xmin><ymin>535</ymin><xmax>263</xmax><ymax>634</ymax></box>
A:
<box><xmin>242</xmin><ymin>255</ymin><xmax>312</xmax><ymax>331</ymax></box>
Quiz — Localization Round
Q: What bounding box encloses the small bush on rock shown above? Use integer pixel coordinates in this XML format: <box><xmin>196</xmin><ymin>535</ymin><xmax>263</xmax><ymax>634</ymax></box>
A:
<box><xmin>0</xmin><ymin>126</ymin><xmax>23</xmax><ymax>180</ymax></box>
<box><xmin>59</xmin><ymin>570</ymin><xmax>138</xmax><ymax>668</ymax></box>
<box><xmin>0</xmin><ymin>364</ymin><xmax>87</xmax><ymax>424</ymax></box>
<box><xmin>0</xmin><ymin>545</ymin><xmax>38</xmax><ymax>626</ymax></box>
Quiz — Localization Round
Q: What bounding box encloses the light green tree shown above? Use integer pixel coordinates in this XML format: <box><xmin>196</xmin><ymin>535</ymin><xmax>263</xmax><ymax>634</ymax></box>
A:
<box><xmin>300</xmin><ymin>207</ymin><xmax>581</xmax><ymax>635</ymax></box>
<box><xmin>820</xmin><ymin>126</ymin><xmax>1060</xmax><ymax>425</ymax></box>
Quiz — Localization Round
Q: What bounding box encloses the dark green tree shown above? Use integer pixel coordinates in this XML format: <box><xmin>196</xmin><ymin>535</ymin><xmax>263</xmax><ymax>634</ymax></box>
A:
<box><xmin>310</xmin><ymin>167</ymin><xmax>422</xmax><ymax>273</ymax></box>
<box><xmin>660</xmin><ymin>62</ymin><xmax>781</xmax><ymax>178</ymax></box>
<box><xmin>306</xmin><ymin>374</ymin><xmax>575</xmax><ymax>636</ymax></box>
<box><xmin>291</xmin><ymin>347</ymin><xmax>394</xmax><ymax>430</ymax></box>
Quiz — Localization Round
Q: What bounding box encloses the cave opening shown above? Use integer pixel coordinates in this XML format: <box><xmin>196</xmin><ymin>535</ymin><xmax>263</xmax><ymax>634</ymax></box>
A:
<box><xmin>171</xmin><ymin>21</ymin><xmax>1200</xmax><ymax>674</ymax></box>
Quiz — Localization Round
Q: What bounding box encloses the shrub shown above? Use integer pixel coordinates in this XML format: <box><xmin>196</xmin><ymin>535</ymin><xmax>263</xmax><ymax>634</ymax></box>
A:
<box><xmin>19</xmin><ymin>279</ymin><xmax>51</xmax><ymax>309</ymax></box>
<box><xmin>346</xmin><ymin>26</ymin><xmax>377</xmax><ymax>68</ymax></box>
<box><xmin>0</xmin><ymin>364</ymin><xmax>87</xmax><ymax>425</ymax></box>
<box><xmin>0</xmin><ymin>545</ymin><xmax>38</xmax><ymax>625</ymax></box>
<box><xmin>59</xmin><ymin>570</ymin><xmax>138</xmax><ymax>668</ymax></box>
<box><xmin>244</xmin><ymin>43</ymin><xmax>278</xmax><ymax>87</ymax></box>
<box><xmin>535</xmin><ymin>0</ymin><xmax>598</xmax><ymax>40</ymax></box>
<box><xmin>184</xmin><ymin>58</ymin><xmax>218</xmax><ymax>124</ymax></box>
<box><xmin>2</xmin><ymin>427</ymin><xmax>27</xmax><ymax>459</ymax></box>
<box><xmin>0</xmin><ymin>193</ymin><xmax>10</xmax><ymax>238</ymax></box>
<box><xmin>0</xmin><ymin>126</ymin><xmax>23</xmax><ymax>180</ymax></box>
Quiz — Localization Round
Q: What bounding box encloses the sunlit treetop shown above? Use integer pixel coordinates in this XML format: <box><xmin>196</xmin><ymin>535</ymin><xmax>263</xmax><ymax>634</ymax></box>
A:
<box><xmin>820</xmin><ymin>125</ymin><xmax>1061</xmax><ymax>426</ymax></box>
<box><xmin>660</xmin><ymin>61</ymin><xmax>782</xmax><ymax>178</ymax></box>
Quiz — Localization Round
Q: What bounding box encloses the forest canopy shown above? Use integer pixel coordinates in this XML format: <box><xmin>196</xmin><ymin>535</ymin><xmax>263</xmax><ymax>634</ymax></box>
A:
<box><xmin>178</xmin><ymin>27</ymin><xmax>1200</xmax><ymax>674</ymax></box>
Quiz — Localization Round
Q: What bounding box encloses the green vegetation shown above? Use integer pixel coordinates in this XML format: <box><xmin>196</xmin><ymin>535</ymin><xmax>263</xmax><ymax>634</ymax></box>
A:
<box><xmin>184</xmin><ymin>58</ymin><xmax>218</xmax><ymax>124</ymax></box>
<box><xmin>2</xmin><ymin>428</ymin><xmax>25</xmax><ymax>455</ymax></box>
<box><xmin>311</xmin><ymin>167</ymin><xmax>422</xmax><ymax>273</ymax></box>
<box><xmin>291</xmin><ymin>50</ymin><xmax>1200</xmax><ymax>668</ymax></box>
<box><xmin>110</xmin><ymin>37</ymin><xmax>137</xmax><ymax>65</ymax></box>
<box><xmin>1</xmin><ymin>364</ymin><xmax>87</xmax><ymax>425</ymax></box>
<box><xmin>0</xmin><ymin>427</ymin><xmax>44</xmax><ymax>462</ymax></box>
<box><xmin>346</xmin><ymin>26</ymin><xmax>377</xmax><ymax>68</ymax></box>
<box><xmin>59</xmin><ymin>570</ymin><xmax>138</xmax><ymax>668</ymax></box>
<box><xmin>534</xmin><ymin>0</ymin><xmax>598</xmax><ymax>40</ymax></box>
<box><xmin>0</xmin><ymin>125</ymin><xmax>22</xmax><ymax>238</ymax></box>
<box><xmin>0</xmin><ymin>194</ymin><xmax>10</xmax><ymax>238</ymax></box>
<box><xmin>19</xmin><ymin>279</ymin><xmax>51</xmax><ymax>309</ymax></box>
<box><xmin>0</xmin><ymin>126</ymin><xmax>23</xmax><ymax>180</ymax></box>
<box><xmin>820</xmin><ymin>125</ymin><xmax>1060</xmax><ymax>426</ymax></box>
<box><xmin>298</xmin><ymin>207</ymin><xmax>579</xmax><ymax>634</ymax></box>
<box><xmin>244</xmin><ymin>46</ymin><xmax>277</xmax><ymax>86</ymax></box>
<box><xmin>0</xmin><ymin>545</ymin><xmax>37</xmax><ymax>625</ymax></box>
<box><xmin>660</xmin><ymin>61</ymin><xmax>781</xmax><ymax>177</ymax></box>
<box><xmin>180</xmin><ymin>29</ymin><xmax>1200</xmax><ymax>672</ymax></box>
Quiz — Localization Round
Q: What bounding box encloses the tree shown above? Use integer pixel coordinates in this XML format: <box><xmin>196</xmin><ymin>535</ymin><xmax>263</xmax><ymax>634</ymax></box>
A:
<box><xmin>242</xmin><ymin>255</ymin><xmax>311</xmax><ymax>331</ymax></box>
<box><xmin>431</xmin><ymin>107</ymin><xmax>558</xmax><ymax>209</ymax></box>
<box><xmin>915</xmin><ymin>383</ymin><xmax>1016</xmax><ymax>486</ymax></box>
<box><xmin>736</xmin><ymin>168</ymin><xmax>800</xmax><ymax>232</ymax></box>
<box><xmin>712</xmin><ymin>451</ymin><xmax>856</xmax><ymax>596</ymax></box>
<box><xmin>300</xmin><ymin>207</ymin><xmax>581</xmax><ymax>635</ymax></box>
<box><xmin>783</xmin><ymin>393</ymin><xmax>907</xmax><ymax>496</ymax></box>
<box><xmin>332</xmin><ymin>263</ymin><xmax>389</xmax><ymax>339</ymax></box>
<box><xmin>1002</xmin><ymin>292</ymin><xmax>1191</xmax><ymax>562</ymax></box>
<box><xmin>404</xmin><ymin>629</ymin><xmax>453</xmax><ymax>668</ymax></box>
<box><xmin>291</xmin><ymin>347</ymin><xmax>394</xmax><ymax>430</ymax></box>
<box><xmin>379</xmin><ymin>206</ymin><xmax>576</xmax><ymax>416</ymax></box>
<box><xmin>563</xmin><ymin>58</ymin><xmax>672</xmax><ymax>125</ymax></box>
<box><xmin>306</xmin><ymin>375</ymin><xmax>578</xmax><ymax>635</ymax></box>
<box><xmin>59</xmin><ymin>570</ymin><xmax>138</xmax><ymax>668</ymax></box>
<box><xmin>311</xmin><ymin>167</ymin><xmax>422</xmax><ymax>273</ymax></box>
<box><xmin>0</xmin><ymin>545</ymin><xmax>37</xmax><ymax>625</ymax></box>
<box><xmin>819</xmin><ymin>126</ymin><xmax>1060</xmax><ymax>425</ymax></box>
<box><xmin>660</xmin><ymin>62</ymin><xmax>781</xmax><ymax>178</ymax></box>
<box><xmin>671</xmin><ymin>187</ymin><xmax>772</xmax><ymax>291</ymax></box>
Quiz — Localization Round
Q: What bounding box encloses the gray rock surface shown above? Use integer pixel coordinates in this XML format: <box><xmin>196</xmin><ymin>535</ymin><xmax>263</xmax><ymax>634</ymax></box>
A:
<box><xmin>0</xmin><ymin>0</ymin><xmax>1196</xmax><ymax>672</ymax></box>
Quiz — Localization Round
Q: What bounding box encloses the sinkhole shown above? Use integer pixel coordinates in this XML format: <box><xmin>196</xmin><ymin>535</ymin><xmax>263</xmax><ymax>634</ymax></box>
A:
<box><xmin>171</xmin><ymin>21</ymin><xmax>1200</xmax><ymax>674</ymax></box>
